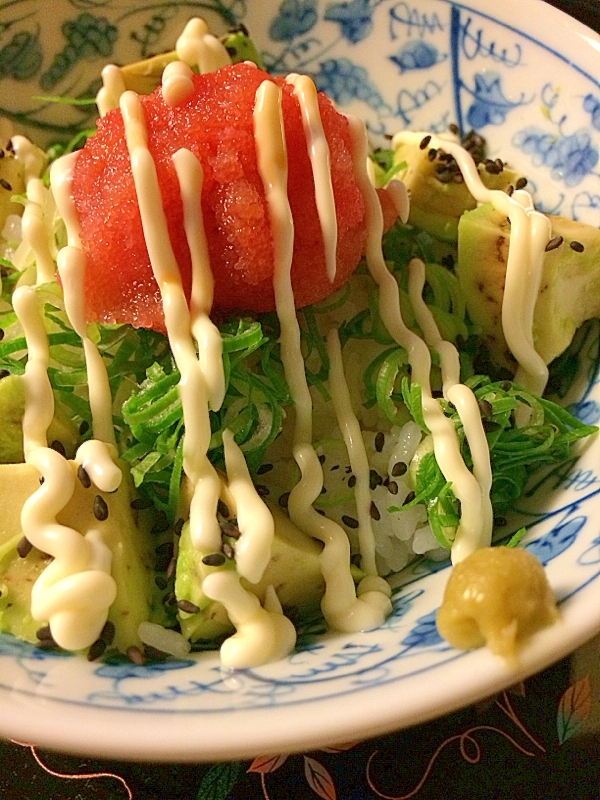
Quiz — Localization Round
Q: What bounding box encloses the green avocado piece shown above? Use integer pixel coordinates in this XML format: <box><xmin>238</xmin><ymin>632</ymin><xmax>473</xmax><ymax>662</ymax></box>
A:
<box><xmin>457</xmin><ymin>202</ymin><xmax>600</xmax><ymax>370</ymax></box>
<box><xmin>0</xmin><ymin>460</ymin><xmax>154</xmax><ymax>651</ymax></box>
<box><xmin>0</xmin><ymin>375</ymin><xmax>79</xmax><ymax>463</ymax></box>
<box><xmin>175</xmin><ymin>504</ymin><xmax>325</xmax><ymax>643</ymax></box>
<box><xmin>392</xmin><ymin>132</ymin><xmax>524</xmax><ymax>243</ymax></box>
<box><xmin>221</xmin><ymin>29</ymin><xmax>264</xmax><ymax>68</ymax></box>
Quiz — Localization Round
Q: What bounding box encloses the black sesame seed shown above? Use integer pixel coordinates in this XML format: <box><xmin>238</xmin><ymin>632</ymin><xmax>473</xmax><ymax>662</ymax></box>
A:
<box><xmin>318</xmin><ymin>454</ymin><xmax>326</xmax><ymax>465</ymax></box>
<box><xmin>570</xmin><ymin>240</ymin><xmax>585</xmax><ymax>253</ymax></box>
<box><xmin>369</xmin><ymin>469</ymin><xmax>383</xmax><ymax>490</ymax></box>
<box><xmin>217</xmin><ymin>499</ymin><xmax>230</xmax><ymax>518</ymax></box>
<box><xmin>150</xmin><ymin>510</ymin><xmax>169</xmax><ymax>533</ymax></box>
<box><xmin>173</xmin><ymin>517</ymin><xmax>184</xmax><ymax>536</ymax></box>
<box><xmin>93</xmin><ymin>495</ymin><xmax>109</xmax><ymax>521</ymax></box>
<box><xmin>483</xmin><ymin>419</ymin><xmax>502</xmax><ymax>433</ymax></box>
<box><xmin>515</xmin><ymin>176</ymin><xmax>528</xmax><ymax>190</ymax></box>
<box><xmin>320</xmin><ymin>486</ymin><xmax>327</xmax><ymax>494</ymax></box>
<box><xmin>441</xmin><ymin>254</ymin><xmax>454</xmax><ymax>269</ymax></box>
<box><xmin>87</xmin><ymin>638</ymin><xmax>106</xmax><ymax>662</ymax></box>
<box><xmin>370</xmin><ymin>501</ymin><xmax>381</xmax><ymax>521</ymax></box>
<box><xmin>278</xmin><ymin>492</ymin><xmax>290</xmax><ymax>509</ymax></box>
<box><xmin>428</xmin><ymin>147</ymin><xmax>437</xmax><ymax>161</ymax></box>
<box><xmin>222</xmin><ymin>542</ymin><xmax>235</xmax><ymax>560</ymax></box>
<box><xmin>257</xmin><ymin>463</ymin><xmax>273</xmax><ymax>475</ymax></box>
<box><xmin>374</xmin><ymin>431</ymin><xmax>385</xmax><ymax>452</ymax></box>
<box><xmin>388</xmin><ymin>481</ymin><xmax>399</xmax><ymax>495</ymax></box>
<box><xmin>177</xmin><ymin>599</ymin><xmax>200</xmax><ymax>614</ymax></box>
<box><xmin>0</xmin><ymin>368</ymin><xmax>9</xmax><ymax>380</ymax></box>
<box><xmin>345</xmin><ymin>466</ymin><xmax>352</xmax><ymax>474</ymax></box>
<box><xmin>36</xmin><ymin>625</ymin><xmax>53</xmax><ymax>641</ymax></box>
<box><xmin>0</xmin><ymin>178</ymin><xmax>12</xmax><ymax>191</ymax></box>
<box><xmin>77</xmin><ymin>465</ymin><xmax>91</xmax><ymax>488</ymax></box>
<box><xmin>17</xmin><ymin>536</ymin><xmax>32</xmax><ymax>557</ymax></box>
<box><xmin>100</xmin><ymin>620</ymin><xmax>115</xmax><ymax>646</ymax></box>
<box><xmin>495</xmin><ymin>158</ymin><xmax>504</xmax><ymax>170</ymax></box>
<box><xmin>130</xmin><ymin>496</ymin><xmax>152</xmax><ymax>510</ymax></box>
<box><xmin>39</xmin><ymin>476</ymin><xmax>44</xmax><ymax>484</ymax></box>
<box><xmin>348</xmin><ymin>474</ymin><xmax>357</xmax><ymax>488</ymax></box>
<box><xmin>403</xmin><ymin>491</ymin><xmax>415</xmax><ymax>506</ymax></box>
<box><xmin>164</xmin><ymin>591</ymin><xmax>177</xmax><ymax>607</ymax></box>
<box><xmin>155</xmin><ymin>575</ymin><xmax>168</xmax><ymax>591</ymax></box>
<box><xmin>50</xmin><ymin>439</ymin><xmax>66</xmax><ymax>457</ymax></box>
<box><xmin>0</xmin><ymin>150</ymin><xmax>5</xmax><ymax>159</ymax></box>
<box><xmin>478</xmin><ymin>399</ymin><xmax>493</xmax><ymax>419</ymax></box>
<box><xmin>506</xmin><ymin>185</ymin><xmax>514</xmax><ymax>196</ymax></box>
<box><xmin>330</xmin><ymin>464</ymin><xmax>340</xmax><ymax>471</ymax></box>
<box><xmin>494</xmin><ymin>516</ymin><xmax>507</xmax><ymax>527</ymax></box>
<box><xmin>449</xmin><ymin>123</ymin><xmax>459</xmax><ymax>135</ymax></box>
<box><xmin>221</xmin><ymin>520</ymin><xmax>241</xmax><ymax>539</ymax></box>
<box><xmin>127</xmin><ymin>645</ymin><xmax>146</xmax><ymax>665</ymax></box>
<box><xmin>419</xmin><ymin>134</ymin><xmax>431</xmax><ymax>149</ymax></box>
<box><xmin>499</xmin><ymin>380</ymin><xmax>512</xmax><ymax>391</ymax></box>
<box><xmin>256</xmin><ymin>484</ymin><xmax>270</xmax><ymax>497</ymax></box>
<box><xmin>545</xmin><ymin>235</ymin><xmax>563</xmax><ymax>252</ymax></box>
<box><xmin>144</xmin><ymin>644</ymin><xmax>168</xmax><ymax>661</ymax></box>
<box><xmin>392</xmin><ymin>461</ymin><xmax>408</xmax><ymax>477</ymax></box>
<box><xmin>0</xmin><ymin>328</ymin><xmax>4</xmax><ymax>340</ymax></box>
<box><xmin>6</xmin><ymin>140</ymin><xmax>14</xmax><ymax>153</ymax></box>
<box><xmin>316</xmin><ymin>509</ymin><xmax>326</xmax><ymax>516</ymax></box>
<box><xmin>79</xmin><ymin>419</ymin><xmax>90</xmax><ymax>435</ymax></box>
<box><xmin>485</xmin><ymin>162</ymin><xmax>501</xmax><ymax>174</ymax></box>
<box><xmin>202</xmin><ymin>552</ymin><xmax>226</xmax><ymax>567</ymax></box>
<box><xmin>155</xmin><ymin>541</ymin><xmax>174</xmax><ymax>558</ymax></box>
<box><xmin>342</xmin><ymin>515</ymin><xmax>359</xmax><ymax>529</ymax></box>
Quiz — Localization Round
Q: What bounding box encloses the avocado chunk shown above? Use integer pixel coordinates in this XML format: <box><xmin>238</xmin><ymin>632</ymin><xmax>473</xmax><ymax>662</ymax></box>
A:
<box><xmin>0</xmin><ymin>459</ymin><xmax>154</xmax><ymax>651</ymax></box>
<box><xmin>457</xmin><ymin>202</ymin><xmax>600</xmax><ymax>369</ymax></box>
<box><xmin>0</xmin><ymin>375</ymin><xmax>79</xmax><ymax>463</ymax></box>
<box><xmin>175</xmin><ymin>504</ymin><xmax>325</xmax><ymax>643</ymax></box>
<box><xmin>392</xmin><ymin>132</ymin><xmax>524</xmax><ymax>243</ymax></box>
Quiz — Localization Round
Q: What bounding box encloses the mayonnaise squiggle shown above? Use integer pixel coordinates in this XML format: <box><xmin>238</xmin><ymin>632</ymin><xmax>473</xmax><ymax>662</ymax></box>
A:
<box><xmin>407</xmin><ymin>257</ymin><xmax>493</xmax><ymax>546</ymax></box>
<box><xmin>13</xmin><ymin>285</ymin><xmax>117</xmax><ymax>650</ymax></box>
<box><xmin>394</xmin><ymin>133</ymin><xmax>551</xmax><ymax>396</ymax></box>
<box><xmin>175</xmin><ymin>17</ymin><xmax>230</xmax><ymax>75</ymax></box>
<box><xmin>346</xmin><ymin>115</ymin><xmax>492</xmax><ymax>562</ymax></box>
<box><xmin>326</xmin><ymin>328</ymin><xmax>378</xmax><ymax>576</ymax></box>
<box><xmin>254</xmin><ymin>79</ymin><xmax>391</xmax><ymax>630</ymax></box>
<box><xmin>119</xmin><ymin>90</ymin><xmax>290</xmax><ymax>666</ymax></box>
<box><xmin>119</xmin><ymin>90</ymin><xmax>222</xmax><ymax>553</ymax></box>
<box><xmin>285</xmin><ymin>73</ymin><xmax>338</xmax><ymax>282</ymax></box>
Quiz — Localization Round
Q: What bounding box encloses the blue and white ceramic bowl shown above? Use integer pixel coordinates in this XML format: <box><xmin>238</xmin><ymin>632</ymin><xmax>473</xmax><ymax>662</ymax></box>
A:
<box><xmin>1</xmin><ymin>0</ymin><xmax>600</xmax><ymax>761</ymax></box>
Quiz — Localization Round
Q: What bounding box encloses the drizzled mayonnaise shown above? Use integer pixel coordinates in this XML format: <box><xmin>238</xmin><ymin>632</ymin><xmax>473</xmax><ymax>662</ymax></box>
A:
<box><xmin>119</xmin><ymin>90</ymin><xmax>222</xmax><ymax>553</ymax></box>
<box><xmin>393</xmin><ymin>133</ymin><xmax>551</xmax><ymax>396</ymax></box>
<box><xmin>13</xmin><ymin>284</ymin><xmax>117</xmax><ymax>650</ymax></box>
<box><xmin>254</xmin><ymin>79</ymin><xmax>391</xmax><ymax>630</ymax></box>
<box><xmin>175</xmin><ymin>17</ymin><xmax>230</xmax><ymax>75</ymax></box>
<box><xmin>118</xmin><ymin>89</ymin><xmax>290</xmax><ymax>667</ymax></box>
<box><xmin>285</xmin><ymin>73</ymin><xmax>338</xmax><ymax>282</ymax></box>
<box><xmin>347</xmin><ymin>116</ymin><xmax>492</xmax><ymax>562</ymax></box>
<box><xmin>326</xmin><ymin>328</ymin><xmax>378</xmax><ymax>576</ymax></box>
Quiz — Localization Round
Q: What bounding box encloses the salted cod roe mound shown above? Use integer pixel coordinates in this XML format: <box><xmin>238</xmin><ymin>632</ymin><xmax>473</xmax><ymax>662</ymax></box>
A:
<box><xmin>72</xmin><ymin>62</ymin><xmax>368</xmax><ymax>333</ymax></box>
